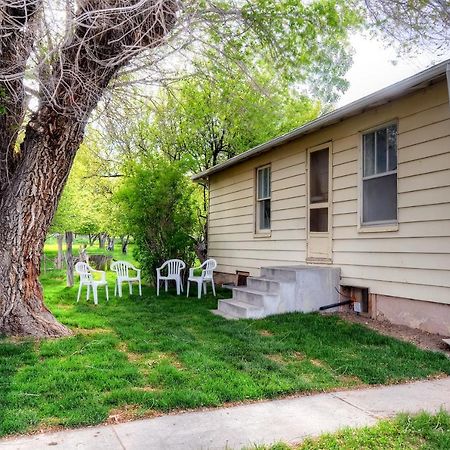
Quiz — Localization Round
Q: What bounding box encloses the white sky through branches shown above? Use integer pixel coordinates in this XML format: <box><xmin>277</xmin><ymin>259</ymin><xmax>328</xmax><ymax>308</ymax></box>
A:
<box><xmin>337</xmin><ymin>33</ymin><xmax>450</xmax><ymax>107</ymax></box>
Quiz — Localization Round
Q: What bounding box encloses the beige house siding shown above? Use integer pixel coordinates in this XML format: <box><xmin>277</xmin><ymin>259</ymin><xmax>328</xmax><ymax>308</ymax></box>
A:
<box><xmin>208</xmin><ymin>80</ymin><xmax>450</xmax><ymax>306</ymax></box>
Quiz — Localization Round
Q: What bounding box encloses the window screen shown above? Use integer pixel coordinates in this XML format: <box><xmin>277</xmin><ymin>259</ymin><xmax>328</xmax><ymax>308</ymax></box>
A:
<box><xmin>362</xmin><ymin>124</ymin><xmax>398</xmax><ymax>224</ymax></box>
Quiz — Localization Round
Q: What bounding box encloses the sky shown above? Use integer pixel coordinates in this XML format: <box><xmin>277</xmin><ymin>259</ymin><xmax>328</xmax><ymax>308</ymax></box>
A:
<box><xmin>337</xmin><ymin>34</ymin><xmax>450</xmax><ymax>107</ymax></box>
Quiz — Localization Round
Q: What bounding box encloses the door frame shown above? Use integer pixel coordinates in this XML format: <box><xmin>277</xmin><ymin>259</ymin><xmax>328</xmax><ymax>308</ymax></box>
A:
<box><xmin>306</xmin><ymin>142</ymin><xmax>333</xmax><ymax>263</ymax></box>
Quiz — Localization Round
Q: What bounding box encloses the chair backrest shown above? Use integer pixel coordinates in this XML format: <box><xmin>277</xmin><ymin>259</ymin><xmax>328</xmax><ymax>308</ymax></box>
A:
<box><xmin>111</xmin><ymin>260</ymin><xmax>133</xmax><ymax>278</ymax></box>
<box><xmin>165</xmin><ymin>259</ymin><xmax>186</xmax><ymax>276</ymax></box>
<box><xmin>201</xmin><ymin>259</ymin><xmax>217</xmax><ymax>280</ymax></box>
<box><xmin>75</xmin><ymin>261</ymin><xmax>93</xmax><ymax>283</ymax></box>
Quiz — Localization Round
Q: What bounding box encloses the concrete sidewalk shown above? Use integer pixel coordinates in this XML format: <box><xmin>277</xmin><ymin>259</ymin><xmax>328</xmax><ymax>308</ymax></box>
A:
<box><xmin>1</xmin><ymin>377</ymin><xmax>449</xmax><ymax>450</ymax></box>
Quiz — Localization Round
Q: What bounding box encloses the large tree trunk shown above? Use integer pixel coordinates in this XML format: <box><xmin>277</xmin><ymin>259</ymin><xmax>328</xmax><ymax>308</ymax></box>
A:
<box><xmin>56</xmin><ymin>233</ymin><xmax>64</xmax><ymax>270</ymax></box>
<box><xmin>0</xmin><ymin>110</ymin><xmax>84</xmax><ymax>337</ymax></box>
<box><xmin>0</xmin><ymin>1</ymin><xmax>177</xmax><ymax>337</ymax></box>
<box><xmin>65</xmin><ymin>231</ymin><xmax>74</xmax><ymax>287</ymax></box>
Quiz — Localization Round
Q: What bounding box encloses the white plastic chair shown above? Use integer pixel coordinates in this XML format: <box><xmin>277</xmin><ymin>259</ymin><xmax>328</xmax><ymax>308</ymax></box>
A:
<box><xmin>111</xmin><ymin>260</ymin><xmax>142</xmax><ymax>297</ymax></box>
<box><xmin>156</xmin><ymin>259</ymin><xmax>185</xmax><ymax>296</ymax></box>
<box><xmin>187</xmin><ymin>259</ymin><xmax>217</xmax><ymax>299</ymax></box>
<box><xmin>75</xmin><ymin>261</ymin><xmax>109</xmax><ymax>305</ymax></box>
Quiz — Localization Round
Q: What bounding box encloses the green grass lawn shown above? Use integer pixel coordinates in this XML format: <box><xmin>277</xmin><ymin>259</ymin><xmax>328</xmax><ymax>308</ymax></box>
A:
<box><xmin>0</xmin><ymin>241</ymin><xmax>449</xmax><ymax>437</ymax></box>
<box><xmin>259</xmin><ymin>411</ymin><xmax>450</xmax><ymax>449</ymax></box>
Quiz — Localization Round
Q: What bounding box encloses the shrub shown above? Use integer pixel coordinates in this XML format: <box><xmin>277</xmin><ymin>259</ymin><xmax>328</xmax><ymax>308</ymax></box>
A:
<box><xmin>116</xmin><ymin>155</ymin><xmax>197</xmax><ymax>283</ymax></box>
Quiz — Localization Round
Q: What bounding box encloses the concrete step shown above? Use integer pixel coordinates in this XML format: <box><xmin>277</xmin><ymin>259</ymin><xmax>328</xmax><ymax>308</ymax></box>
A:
<box><xmin>233</xmin><ymin>287</ymin><xmax>279</xmax><ymax>308</ymax></box>
<box><xmin>247</xmin><ymin>277</ymin><xmax>281</xmax><ymax>293</ymax></box>
<box><xmin>260</xmin><ymin>266</ymin><xmax>298</xmax><ymax>282</ymax></box>
<box><xmin>217</xmin><ymin>299</ymin><xmax>265</xmax><ymax>319</ymax></box>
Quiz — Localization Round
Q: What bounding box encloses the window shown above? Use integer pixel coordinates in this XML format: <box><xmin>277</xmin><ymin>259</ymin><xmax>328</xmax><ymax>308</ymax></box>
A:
<box><xmin>362</xmin><ymin>124</ymin><xmax>398</xmax><ymax>225</ymax></box>
<box><xmin>256</xmin><ymin>166</ymin><xmax>271</xmax><ymax>231</ymax></box>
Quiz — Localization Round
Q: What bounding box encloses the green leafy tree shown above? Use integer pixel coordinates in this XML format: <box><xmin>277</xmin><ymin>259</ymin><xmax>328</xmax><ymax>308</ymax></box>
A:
<box><xmin>116</xmin><ymin>155</ymin><xmax>197</xmax><ymax>283</ymax></box>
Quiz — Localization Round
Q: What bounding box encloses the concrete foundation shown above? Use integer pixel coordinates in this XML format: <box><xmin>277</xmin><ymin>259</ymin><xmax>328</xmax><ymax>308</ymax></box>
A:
<box><xmin>372</xmin><ymin>294</ymin><xmax>450</xmax><ymax>336</ymax></box>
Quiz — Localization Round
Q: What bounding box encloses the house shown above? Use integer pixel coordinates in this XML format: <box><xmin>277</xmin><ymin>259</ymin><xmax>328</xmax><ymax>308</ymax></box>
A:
<box><xmin>193</xmin><ymin>60</ymin><xmax>450</xmax><ymax>336</ymax></box>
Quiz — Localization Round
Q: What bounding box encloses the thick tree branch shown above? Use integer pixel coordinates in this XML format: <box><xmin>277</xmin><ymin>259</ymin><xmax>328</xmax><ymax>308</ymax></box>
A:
<box><xmin>0</xmin><ymin>0</ymin><xmax>42</xmax><ymax>193</ymax></box>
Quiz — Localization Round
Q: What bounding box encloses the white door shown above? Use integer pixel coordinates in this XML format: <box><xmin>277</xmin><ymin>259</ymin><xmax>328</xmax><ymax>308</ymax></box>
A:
<box><xmin>307</xmin><ymin>144</ymin><xmax>332</xmax><ymax>262</ymax></box>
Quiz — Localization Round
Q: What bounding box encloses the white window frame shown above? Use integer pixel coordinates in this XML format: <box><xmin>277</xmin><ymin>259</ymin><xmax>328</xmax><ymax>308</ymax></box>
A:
<box><xmin>359</xmin><ymin>121</ymin><xmax>398</xmax><ymax>230</ymax></box>
<box><xmin>255</xmin><ymin>165</ymin><xmax>271</xmax><ymax>234</ymax></box>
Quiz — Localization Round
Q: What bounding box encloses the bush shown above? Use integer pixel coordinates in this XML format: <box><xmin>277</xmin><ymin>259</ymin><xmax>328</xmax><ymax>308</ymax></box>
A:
<box><xmin>116</xmin><ymin>155</ymin><xmax>197</xmax><ymax>283</ymax></box>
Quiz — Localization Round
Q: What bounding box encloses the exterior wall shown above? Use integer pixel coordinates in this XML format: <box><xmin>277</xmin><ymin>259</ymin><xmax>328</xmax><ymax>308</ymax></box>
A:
<box><xmin>208</xmin><ymin>80</ymin><xmax>450</xmax><ymax>309</ymax></box>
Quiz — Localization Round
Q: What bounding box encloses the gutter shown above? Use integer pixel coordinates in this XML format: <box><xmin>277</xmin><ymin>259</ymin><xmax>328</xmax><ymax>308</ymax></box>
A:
<box><xmin>192</xmin><ymin>59</ymin><xmax>450</xmax><ymax>181</ymax></box>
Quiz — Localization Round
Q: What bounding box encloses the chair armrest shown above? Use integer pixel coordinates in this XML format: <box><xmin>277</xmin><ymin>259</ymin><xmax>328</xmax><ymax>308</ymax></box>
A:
<box><xmin>158</xmin><ymin>261</ymin><xmax>168</xmax><ymax>270</ymax></box>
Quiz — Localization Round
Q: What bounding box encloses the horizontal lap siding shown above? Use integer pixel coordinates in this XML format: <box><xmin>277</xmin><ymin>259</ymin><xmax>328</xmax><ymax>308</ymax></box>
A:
<box><xmin>209</xmin><ymin>141</ymin><xmax>307</xmax><ymax>275</ymax></box>
<box><xmin>209</xmin><ymin>80</ymin><xmax>450</xmax><ymax>303</ymax></box>
<box><xmin>332</xmin><ymin>82</ymin><xmax>450</xmax><ymax>305</ymax></box>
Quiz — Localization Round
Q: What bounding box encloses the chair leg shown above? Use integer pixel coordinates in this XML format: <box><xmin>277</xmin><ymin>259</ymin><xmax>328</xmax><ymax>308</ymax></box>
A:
<box><xmin>176</xmin><ymin>279</ymin><xmax>180</xmax><ymax>296</ymax></box>
<box><xmin>129</xmin><ymin>281</ymin><xmax>132</xmax><ymax>295</ymax></box>
<box><xmin>114</xmin><ymin>279</ymin><xmax>117</xmax><ymax>297</ymax></box>
<box><xmin>187</xmin><ymin>281</ymin><xmax>190</xmax><ymax>297</ymax></box>
<box><xmin>86</xmin><ymin>284</ymin><xmax>90</xmax><ymax>300</ymax></box>
<box><xmin>77</xmin><ymin>283</ymin><xmax>82</xmax><ymax>303</ymax></box>
<box><xmin>203</xmin><ymin>282</ymin><xmax>207</xmax><ymax>295</ymax></box>
<box><xmin>197</xmin><ymin>282</ymin><xmax>202</xmax><ymax>299</ymax></box>
<box><xmin>118</xmin><ymin>281</ymin><xmax>123</xmax><ymax>298</ymax></box>
<box><xmin>138</xmin><ymin>279</ymin><xmax>142</xmax><ymax>296</ymax></box>
<box><xmin>180</xmin><ymin>281</ymin><xmax>184</xmax><ymax>293</ymax></box>
<box><xmin>93</xmin><ymin>285</ymin><xmax>98</xmax><ymax>305</ymax></box>
<box><xmin>165</xmin><ymin>280</ymin><xmax>168</xmax><ymax>292</ymax></box>
<box><xmin>157</xmin><ymin>278</ymin><xmax>160</xmax><ymax>296</ymax></box>
<box><xmin>106</xmin><ymin>285</ymin><xmax>109</xmax><ymax>301</ymax></box>
<box><xmin>212</xmin><ymin>279</ymin><xmax>216</xmax><ymax>296</ymax></box>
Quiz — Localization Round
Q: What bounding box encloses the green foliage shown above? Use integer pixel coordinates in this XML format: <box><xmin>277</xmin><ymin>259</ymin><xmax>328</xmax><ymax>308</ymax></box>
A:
<box><xmin>130</xmin><ymin>67</ymin><xmax>321</xmax><ymax>176</ymax></box>
<box><xmin>116</xmin><ymin>154</ymin><xmax>197</xmax><ymax>282</ymax></box>
<box><xmin>193</xmin><ymin>0</ymin><xmax>362</xmax><ymax>103</ymax></box>
<box><xmin>288</xmin><ymin>410</ymin><xmax>450</xmax><ymax>449</ymax></box>
<box><xmin>0</xmin><ymin>249</ymin><xmax>449</xmax><ymax>437</ymax></box>
<box><xmin>51</xmin><ymin>132</ymin><xmax>123</xmax><ymax>237</ymax></box>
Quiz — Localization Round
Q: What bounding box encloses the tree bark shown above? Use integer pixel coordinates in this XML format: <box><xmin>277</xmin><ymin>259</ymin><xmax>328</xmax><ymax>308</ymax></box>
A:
<box><xmin>0</xmin><ymin>0</ymin><xmax>178</xmax><ymax>337</ymax></box>
<box><xmin>98</xmin><ymin>232</ymin><xmax>106</xmax><ymax>249</ymax></box>
<box><xmin>0</xmin><ymin>109</ymin><xmax>82</xmax><ymax>337</ymax></box>
<box><xmin>107</xmin><ymin>236</ymin><xmax>115</xmax><ymax>252</ymax></box>
<box><xmin>56</xmin><ymin>233</ymin><xmax>64</xmax><ymax>270</ymax></box>
<box><xmin>65</xmin><ymin>231</ymin><xmax>74</xmax><ymax>287</ymax></box>
<box><xmin>121</xmin><ymin>235</ymin><xmax>130</xmax><ymax>254</ymax></box>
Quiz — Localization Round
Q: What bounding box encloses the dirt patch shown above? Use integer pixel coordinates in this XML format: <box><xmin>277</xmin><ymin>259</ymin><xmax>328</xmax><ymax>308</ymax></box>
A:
<box><xmin>335</xmin><ymin>312</ymin><xmax>450</xmax><ymax>357</ymax></box>
<box><xmin>266</xmin><ymin>354</ymin><xmax>285</xmax><ymax>364</ymax></box>
<box><xmin>258</xmin><ymin>329</ymin><xmax>274</xmax><ymax>337</ymax></box>
<box><xmin>133</xmin><ymin>386</ymin><xmax>160</xmax><ymax>393</ymax></box>
<box><xmin>74</xmin><ymin>327</ymin><xmax>113</xmax><ymax>336</ymax></box>
<box><xmin>339</xmin><ymin>374</ymin><xmax>363</xmax><ymax>385</ymax></box>
<box><xmin>310</xmin><ymin>359</ymin><xmax>326</xmax><ymax>368</ymax></box>
<box><xmin>107</xmin><ymin>405</ymin><xmax>143</xmax><ymax>424</ymax></box>
<box><xmin>292</xmin><ymin>351</ymin><xmax>305</xmax><ymax>360</ymax></box>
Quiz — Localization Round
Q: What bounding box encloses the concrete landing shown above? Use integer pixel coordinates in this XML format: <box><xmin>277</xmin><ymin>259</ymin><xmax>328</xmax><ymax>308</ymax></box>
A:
<box><xmin>1</xmin><ymin>377</ymin><xmax>449</xmax><ymax>450</ymax></box>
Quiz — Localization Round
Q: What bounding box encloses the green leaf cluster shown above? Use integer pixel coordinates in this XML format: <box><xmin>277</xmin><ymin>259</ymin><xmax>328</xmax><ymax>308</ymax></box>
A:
<box><xmin>115</xmin><ymin>154</ymin><xmax>197</xmax><ymax>282</ymax></box>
